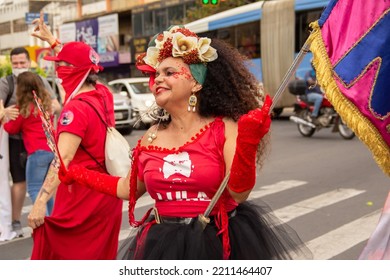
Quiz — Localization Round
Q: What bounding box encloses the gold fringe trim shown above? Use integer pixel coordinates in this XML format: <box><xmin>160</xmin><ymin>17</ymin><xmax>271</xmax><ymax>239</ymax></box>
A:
<box><xmin>308</xmin><ymin>21</ymin><xmax>390</xmax><ymax>177</ymax></box>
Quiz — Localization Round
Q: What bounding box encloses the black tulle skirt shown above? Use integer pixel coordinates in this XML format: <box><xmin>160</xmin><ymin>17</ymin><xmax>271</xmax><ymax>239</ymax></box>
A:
<box><xmin>118</xmin><ymin>201</ymin><xmax>312</xmax><ymax>260</ymax></box>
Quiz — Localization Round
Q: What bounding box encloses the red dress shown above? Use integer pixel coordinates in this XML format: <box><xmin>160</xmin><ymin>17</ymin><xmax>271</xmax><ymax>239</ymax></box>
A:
<box><xmin>31</xmin><ymin>84</ymin><xmax>123</xmax><ymax>260</ymax></box>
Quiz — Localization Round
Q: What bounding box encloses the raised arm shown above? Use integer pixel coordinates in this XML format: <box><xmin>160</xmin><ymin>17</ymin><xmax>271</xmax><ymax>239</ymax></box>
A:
<box><xmin>31</xmin><ymin>12</ymin><xmax>62</xmax><ymax>53</ymax></box>
<box><xmin>226</xmin><ymin>95</ymin><xmax>272</xmax><ymax>203</ymax></box>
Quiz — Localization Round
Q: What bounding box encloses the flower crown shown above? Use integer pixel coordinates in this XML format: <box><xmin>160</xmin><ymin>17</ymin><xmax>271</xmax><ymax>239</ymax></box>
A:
<box><xmin>137</xmin><ymin>25</ymin><xmax>218</xmax><ymax>69</ymax></box>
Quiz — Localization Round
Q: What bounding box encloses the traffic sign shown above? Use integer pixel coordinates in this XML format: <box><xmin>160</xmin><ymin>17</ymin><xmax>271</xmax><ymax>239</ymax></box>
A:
<box><xmin>25</xmin><ymin>13</ymin><xmax>49</xmax><ymax>25</ymax></box>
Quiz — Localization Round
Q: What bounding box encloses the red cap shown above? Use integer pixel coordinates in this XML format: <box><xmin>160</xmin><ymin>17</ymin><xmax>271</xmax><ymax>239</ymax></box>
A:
<box><xmin>44</xmin><ymin>41</ymin><xmax>100</xmax><ymax>67</ymax></box>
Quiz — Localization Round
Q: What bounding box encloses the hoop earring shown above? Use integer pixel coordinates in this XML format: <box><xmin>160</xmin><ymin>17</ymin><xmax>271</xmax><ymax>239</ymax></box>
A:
<box><xmin>188</xmin><ymin>93</ymin><xmax>197</xmax><ymax>112</ymax></box>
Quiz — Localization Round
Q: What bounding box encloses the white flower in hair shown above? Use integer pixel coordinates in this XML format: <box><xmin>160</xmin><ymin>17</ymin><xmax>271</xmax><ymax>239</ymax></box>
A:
<box><xmin>137</xmin><ymin>25</ymin><xmax>218</xmax><ymax>70</ymax></box>
<box><xmin>144</xmin><ymin>47</ymin><xmax>160</xmax><ymax>69</ymax></box>
<box><xmin>172</xmin><ymin>32</ymin><xmax>198</xmax><ymax>58</ymax></box>
<box><xmin>197</xmin><ymin>37</ymin><xmax>218</xmax><ymax>62</ymax></box>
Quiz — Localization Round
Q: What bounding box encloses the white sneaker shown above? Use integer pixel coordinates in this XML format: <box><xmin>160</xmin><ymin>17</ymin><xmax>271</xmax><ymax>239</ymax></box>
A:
<box><xmin>0</xmin><ymin>230</ymin><xmax>17</xmax><ymax>242</ymax></box>
<box><xmin>12</xmin><ymin>220</ymin><xmax>24</xmax><ymax>238</ymax></box>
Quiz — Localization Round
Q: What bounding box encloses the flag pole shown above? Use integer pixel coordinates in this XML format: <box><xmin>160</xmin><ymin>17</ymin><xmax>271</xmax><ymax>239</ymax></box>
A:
<box><xmin>270</xmin><ymin>39</ymin><xmax>311</xmax><ymax>111</ymax></box>
<box><xmin>198</xmin><ymin>39</ymin><xmax>312</xmax><ymax>227</ymax></box>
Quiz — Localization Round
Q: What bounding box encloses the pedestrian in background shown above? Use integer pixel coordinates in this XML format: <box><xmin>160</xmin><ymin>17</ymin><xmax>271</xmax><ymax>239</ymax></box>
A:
<box><xmin>0</xmin><ymin>47</ymin><xmax>60</xmax><ymax>239</ymax></box>
<box><xmin>0</xmin><ymin>99</ymin><xmax>19</xmax><ymax>241</ymax></box>
<box><xmin>2</xmin><ymin>71</ymin><xmax>55</xmax><ymax>215</ymax></box>
<box><xmin>60</xmin><ymin>25</ymin><xmax>310</xmax><ymax>260</ymax></box>
<box><xmin>27</xmin><ymin>14</ymin><xmax>123</xmax><ymax>259</ymax></box>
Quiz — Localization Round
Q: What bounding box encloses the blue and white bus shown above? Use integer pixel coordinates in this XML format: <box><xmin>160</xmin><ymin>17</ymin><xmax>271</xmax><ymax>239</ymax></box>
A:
<box><xmin>185</xmin><ymin>0</ymin><xmax>330</xmax><ymax>114</ymax></box>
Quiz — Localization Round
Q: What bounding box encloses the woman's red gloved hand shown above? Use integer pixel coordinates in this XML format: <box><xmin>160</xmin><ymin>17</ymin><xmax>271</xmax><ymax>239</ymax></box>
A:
<box><xmin>228</xmin><ymin>95</ymin><xmax>272</xmax><ymax>193</ymax></box>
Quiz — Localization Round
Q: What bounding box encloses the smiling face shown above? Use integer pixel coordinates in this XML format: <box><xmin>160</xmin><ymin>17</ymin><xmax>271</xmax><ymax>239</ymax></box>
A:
<box><xmin>152</xmin><ymin>57</ymin><xmax>202</xmax><ymax>112</ymax></box>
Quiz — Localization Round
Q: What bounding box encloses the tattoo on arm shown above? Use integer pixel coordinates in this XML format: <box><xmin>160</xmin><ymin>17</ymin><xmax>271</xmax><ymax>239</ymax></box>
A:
<box><xmin>41</xmin><ymin>188</ymin><xmax>50</xmax><ymax>195</ymax></box>
<box><xmin>38</xmin><ymin>164</ymin><xmax>60</xmax><ymax>199</ymax></box>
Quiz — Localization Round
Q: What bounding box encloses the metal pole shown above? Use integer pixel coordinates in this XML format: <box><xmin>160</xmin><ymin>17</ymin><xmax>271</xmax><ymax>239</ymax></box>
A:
<box><xmin>270</xmin><ymin>39</ymin><xmax>311</xmax><ymax>111</ymax></box>
<box><xmin>203</xmin><ymin>170</ymin><xmax>230</xmax><ymax>218</ymax></box>
<box><xmin>199</xmin><ymin>39</ymin><xmax>311</xmax><ymax>226</ymax></box>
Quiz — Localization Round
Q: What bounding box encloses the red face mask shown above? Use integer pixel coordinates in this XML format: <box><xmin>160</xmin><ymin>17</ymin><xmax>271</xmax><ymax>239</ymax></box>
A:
<box><xmin>56</xmin><ymin>65</ymin><xmax>91</xmax><ymax>104</ymax></box>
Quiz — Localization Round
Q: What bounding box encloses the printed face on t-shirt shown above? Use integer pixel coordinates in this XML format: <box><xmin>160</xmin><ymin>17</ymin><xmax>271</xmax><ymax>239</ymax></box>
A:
<box><xmin>162</xmin><ymin>152</ymin><xmax>192</xmax><ymax>179</ymax></box>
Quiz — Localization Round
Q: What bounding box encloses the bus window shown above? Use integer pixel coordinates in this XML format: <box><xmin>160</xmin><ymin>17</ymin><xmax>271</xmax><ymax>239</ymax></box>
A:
<box><xmin>236</xmin><ymin>22</ymin><xmax>260</xmax><ymax>59</ymax></box>
<box><xmin>295</xmin><ymin>9</ymin><xmax>323</xmax><ymax>52</ymax></box>
<box><xmin>217</xmin><ymin>27</ymin><xmax>234</xmax><ymax>47</ymax></box>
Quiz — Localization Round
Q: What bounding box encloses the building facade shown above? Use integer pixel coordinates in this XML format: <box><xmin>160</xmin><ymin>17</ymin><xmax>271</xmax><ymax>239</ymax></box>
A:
<box><xmin>0</xmin><ymin>0</ymin><xmax>196</xmax><ymax>81</ymax></box>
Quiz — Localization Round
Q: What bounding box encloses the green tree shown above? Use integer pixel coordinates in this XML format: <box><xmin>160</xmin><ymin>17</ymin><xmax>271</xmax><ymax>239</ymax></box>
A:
<box><xmin>0</xmin><ymin>56</ymin><xmax>12</xmax><ymax>78</ymax></box>
<box><xmin>185</xmin><ymin>0</ymin><xmax>260</xmax><ymax>22</ymax></box>
<box><xmin>34</xmin><ymin>67</ymin><xmax>47</xmax><ymax>77</ymax></box>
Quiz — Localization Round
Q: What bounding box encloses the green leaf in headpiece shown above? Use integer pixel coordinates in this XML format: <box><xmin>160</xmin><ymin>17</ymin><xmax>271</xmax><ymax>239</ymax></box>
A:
<box><xmin>190</xmin><ymin>63</ymin><xmax>207</xmax><ymax>85</ymax></box>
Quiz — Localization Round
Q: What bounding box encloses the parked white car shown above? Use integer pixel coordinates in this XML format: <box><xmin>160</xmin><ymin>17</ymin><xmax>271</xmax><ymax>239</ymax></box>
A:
<box><xmin>108</xmin><ymin>78</ymin><xmax>155</xmax><ymax>129</ymax></box>
<box><xmin>112</xmin><ymin>91</ymin><xmax>134</xmax><ymax>135</ymax></box>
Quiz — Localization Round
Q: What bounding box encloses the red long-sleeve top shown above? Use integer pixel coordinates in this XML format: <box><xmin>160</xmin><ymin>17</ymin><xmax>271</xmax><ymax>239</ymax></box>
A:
<box><xmin>3</xmin><ymin>103</ymin><xmax>52</xmax><ymax>155</ymax></box>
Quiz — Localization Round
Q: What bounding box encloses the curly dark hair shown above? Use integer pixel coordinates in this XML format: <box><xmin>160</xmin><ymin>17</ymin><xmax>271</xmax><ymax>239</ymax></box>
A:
<box><xmin>155</xmin><ymin>39</ymin><xmax>265</xmax><ymax>121</ymax></box>
<box><xmin>203</xmin><ymin>39</ymin><xmax>270</xmax><ymax>167</ymax></box>
<box><xmin>199</xmin><ymin>39</ymin><xmax>263</xmax><ymax>121</ymax></box>
<box><xmin>16</xmin><ymin>72</ymin><xmax>52</xmax><ymax>118</ymax></box>
<box><xmin>154</xmin><ymin>38</ymin><xmax>270</xmax><ymax>167</ymax></box>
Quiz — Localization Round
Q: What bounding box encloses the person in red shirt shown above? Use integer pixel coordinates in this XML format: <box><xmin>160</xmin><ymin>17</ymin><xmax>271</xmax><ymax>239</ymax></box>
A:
<box><xmin>26</xmin><ymin>14</ymin><xmax>122</xmax><ymax>260</ymax></box>
<box><xmin>3</xmin><ymin>72</ymin><xmax>54</xmax><ymax>215</ymax></box>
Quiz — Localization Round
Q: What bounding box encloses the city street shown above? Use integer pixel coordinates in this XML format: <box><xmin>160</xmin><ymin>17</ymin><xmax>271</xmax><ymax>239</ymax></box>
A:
<box><xmin>0</xmin><ymin>112</ymin><xmax>389</xmax><ymax>260</ymax></box>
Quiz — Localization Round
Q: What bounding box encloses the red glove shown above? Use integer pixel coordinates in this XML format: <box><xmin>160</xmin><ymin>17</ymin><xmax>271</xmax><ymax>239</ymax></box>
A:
<box><xmin>59</xmin><ymin>164</ymin><xmax>120</xmax><ymax>197</ymax></box>
<box><xmin>228</xmin><ymin>95</ymin><xmax>272</xmax><ymax>193</ymax></box>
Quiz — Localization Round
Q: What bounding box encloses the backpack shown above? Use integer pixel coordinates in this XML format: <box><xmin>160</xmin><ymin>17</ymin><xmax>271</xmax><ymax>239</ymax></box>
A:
<box><xmin>4</xmin><ymin>75</ymin><xmax>27</xmax><ymax>167</ymax></box>
<box><xmin>77</xmin><ymin>98</ymin><xmax>131</xmax><ymax>177</ymax></box>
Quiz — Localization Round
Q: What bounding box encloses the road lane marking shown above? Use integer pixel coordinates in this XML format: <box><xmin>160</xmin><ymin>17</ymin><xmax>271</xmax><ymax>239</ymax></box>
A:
<box><xmin>304</xmin><ymin>210</ymin><xmax>381</xmax><ymax>260</ymax></box>
<box><xmin>249</xmin><ymin>180</ymin><xmax>307</xmax><ymax>198</ymax></box>
<box><xmin>274</xmin><ymin>188</ymin><xmax>366</xmax><ymax>223</ymax></box>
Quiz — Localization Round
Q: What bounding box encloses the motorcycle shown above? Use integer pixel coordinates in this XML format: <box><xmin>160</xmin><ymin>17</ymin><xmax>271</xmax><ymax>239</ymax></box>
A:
<box><xmin>288</xmin><ymin>79</ymin><xmax>355</xmax><ymax>140</ymax></box>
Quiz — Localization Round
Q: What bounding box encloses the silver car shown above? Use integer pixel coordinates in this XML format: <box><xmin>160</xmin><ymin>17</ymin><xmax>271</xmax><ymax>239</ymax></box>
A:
<box><xmin>112</xmin><ymin>90</ymin><xmax>135</xmax><ymax>135</ymax></box>
<box><xmin>108</xmin><ymin>78</ymin><xmax>155</xmax><ymax>129</ymax></box>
